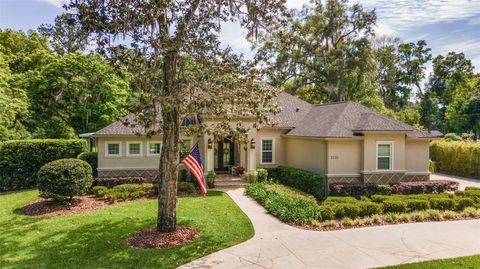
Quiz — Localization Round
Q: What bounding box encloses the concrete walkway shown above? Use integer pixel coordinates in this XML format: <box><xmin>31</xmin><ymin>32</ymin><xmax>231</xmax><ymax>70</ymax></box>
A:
<box><xmin>432</xmin><ymin>173</ymin><xmax>480</xmax><ymax>190</ymax></box>
<box><xmin>180</xmin><ymin>188</ymin><xmax>480</xmax><ymax>269</ymax></box>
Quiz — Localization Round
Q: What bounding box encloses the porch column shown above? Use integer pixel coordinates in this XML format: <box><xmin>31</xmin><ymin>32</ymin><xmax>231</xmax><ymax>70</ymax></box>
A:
<box><xmin>203</xmin><ymin>135</ymin><xmax>214</xmax><ymax>172</ymax></box>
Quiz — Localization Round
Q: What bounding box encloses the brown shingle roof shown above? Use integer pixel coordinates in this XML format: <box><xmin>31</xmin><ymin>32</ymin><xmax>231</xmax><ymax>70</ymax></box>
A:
<box><xmin>91</xmin><ymin>92</ymin><xmax>442</xmax><ymax>138</ymax></box>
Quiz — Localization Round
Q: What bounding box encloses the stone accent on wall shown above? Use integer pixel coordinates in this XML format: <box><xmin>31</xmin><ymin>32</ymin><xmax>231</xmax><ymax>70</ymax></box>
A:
<box><xmin>362</xmin><ymin>172</ymin><xmax>430</xmax><ymax>184</ymax></box>
<box><xmin>403</xmin><ymin>174</ymin><xmax>430</xmax><ymax>182</ymax></box>
<box><xmin>327</xmin><ymin>176</ymin><xmax>362</xmax><ymax>184</ymax></box>
<box><xmin>97</xmin><ymin>169</ymin><xmax>159</xmax><ymax>178</ymax></box>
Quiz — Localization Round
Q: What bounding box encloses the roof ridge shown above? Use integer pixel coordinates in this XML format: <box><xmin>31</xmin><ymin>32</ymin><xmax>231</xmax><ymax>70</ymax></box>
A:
<box><xmin>325</xmin><ymin>102</ymin><xmax>353</xmax><ymax>136</ymax></box>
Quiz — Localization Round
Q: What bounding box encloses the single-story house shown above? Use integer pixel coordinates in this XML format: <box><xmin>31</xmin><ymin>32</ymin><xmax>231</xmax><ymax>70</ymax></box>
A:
<box><xmin>84</xmin><ymin>92</ymin><xmax>442</xmax><ymax>184</ymax></box>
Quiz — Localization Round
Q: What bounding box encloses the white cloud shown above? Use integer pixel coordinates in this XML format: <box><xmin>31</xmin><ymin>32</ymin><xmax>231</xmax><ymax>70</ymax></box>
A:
<box><xmin>35</xmin><ymin>0</ymin><xmax>68</xmax><ymax>8</ymax></box>
<box><xmin>359</xmin><ymin>0</ymin><xmax>480</xmax><ymax>31</ymax></box>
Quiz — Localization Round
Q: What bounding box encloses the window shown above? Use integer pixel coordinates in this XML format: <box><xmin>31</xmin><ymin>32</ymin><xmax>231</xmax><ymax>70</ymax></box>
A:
<box><xmin>127</xmin><ymin>141</ymin><xmax>143</xmax><ymax>156</ymax></box>
<box><xmin>148</xmin><ymin>142</ymin><xmax>162</xmax><ymax>156</ymax></box>
<box><xmin>261</xmin><ymin>138</ymin><xmax>275</xmax><ymax>164</ymax></box>
<box><xmin>377</xmin><ymin>142</ymin><xmax>393</xmax><ymax>170</ymax></box>
<box><xmin>105</xmin><ymin>142</ymin><xmax>121</xmax><ymax>156</ymax></box>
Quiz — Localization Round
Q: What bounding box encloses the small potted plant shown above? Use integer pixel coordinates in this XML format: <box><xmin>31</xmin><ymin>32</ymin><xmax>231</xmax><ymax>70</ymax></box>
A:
<box><xmin>235</xmin><ymin>166</ymin><xmax>245</xmax><ymax>176</ymax></box>
<box><xmin>206</xmin><ymin>171</ymin><xmax>216</xmax><ymax>189</ymax></box>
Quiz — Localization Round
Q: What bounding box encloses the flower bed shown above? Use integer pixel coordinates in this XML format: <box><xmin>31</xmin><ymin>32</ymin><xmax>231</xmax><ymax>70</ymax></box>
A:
<box><xmin>246</xmin><ymin>183</ymin><xmax>480</xmax><ymax>230</ymax></box>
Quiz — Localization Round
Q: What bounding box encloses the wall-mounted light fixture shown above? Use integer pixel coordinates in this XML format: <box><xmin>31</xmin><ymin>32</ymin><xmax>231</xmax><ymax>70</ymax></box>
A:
<box><xmin>250</xmin><ymin>138</ymin><xmax>255</xmax><ymax>149</ymax></box>
<box><xmin>207</xmin><ymin>138</ymin><xmax>213</xmax><ymax>149</ymax></box>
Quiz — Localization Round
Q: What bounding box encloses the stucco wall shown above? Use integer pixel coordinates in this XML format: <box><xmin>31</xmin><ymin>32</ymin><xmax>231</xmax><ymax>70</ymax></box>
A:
<box><xmin>284</xmin><ymin>137</ymin><xmax>327</xmax><ymax>174</ymax></box>
<box><xmin>405</xmin><ymin>139</ymin><xmax>430</xmax><ymax>173</ymax></box>
<box><xmin>363</xmin><ymin>132</ymin><xmax>406</xmax><ymax>172</ymax></box>
<box><xmin>97</xmin><ymin>135</ymin><xmax>198</xmax><ymax>171</ymax></box>
<box><xmin>255</xmin><ymin>129</ymin><xmax>287</xmax><ymax>168</ymax></box>
<box><xmin>326</xmin><ymin>139</ymin><xmax>363</xmax><ymax>176</ymax></box>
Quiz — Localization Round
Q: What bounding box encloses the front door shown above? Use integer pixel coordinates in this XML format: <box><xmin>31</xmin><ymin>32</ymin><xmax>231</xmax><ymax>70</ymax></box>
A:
<box><xmin>214</xmin><ymin>138</ymin><xmax>235</xmax><ymax>172</ymax></box>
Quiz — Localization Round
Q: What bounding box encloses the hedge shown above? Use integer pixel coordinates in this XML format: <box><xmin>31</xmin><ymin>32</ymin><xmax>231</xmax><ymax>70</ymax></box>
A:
<box><xmin>267</xmin><ymin>166</ymin><xmax>326</xmax><ymax>200</ymax></box>
<box><xmin>0</xmin><ymin>139</ymin><xmax>87</xmax><ymax>191</ymax></box>
<box><xmin>430</xmin><ymin>140</ymin><xmax>480</xmax><ymax>178</ymax></box>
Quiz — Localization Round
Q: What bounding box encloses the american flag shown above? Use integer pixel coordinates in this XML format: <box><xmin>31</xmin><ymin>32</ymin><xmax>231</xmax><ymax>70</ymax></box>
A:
<box><xmin>181</xmin><ymin>143</ymin><xmax>207</xmax><ymax>195</ymax></box>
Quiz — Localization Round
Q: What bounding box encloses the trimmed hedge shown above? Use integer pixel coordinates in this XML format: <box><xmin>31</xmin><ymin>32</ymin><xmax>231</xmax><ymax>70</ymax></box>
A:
<box><xmin>267</xmin><ymin>166</ymin><xmax>326</xmax><ymax>200</ymax></box>
<box><xmin>329</xmin><ymin>183</ymin><xmax>392</xmax><ymax>197</ymax></box>
<box><xmin>92</xmin><ymin>177</ymin><xmax>157</xmax><ymax>188</ymax></box>
<box><xmin>246</xmin><ymin>183</ymin><xmax>322</xmax><ymax>224</ymax></box>
<box><xmin>430</xmin><ymin>140</ymin><xmax>480</xmax><ymax>178</ymax></box>
<box><xmin>78</xmin><ymin>152</ymin><xmax>98</xmax><ymax>176</ymax></box>
<box><xmin>390</xmin><ymin>180</ymin><xmax>459</xmax><ymax>194</ymax></box>
<box><xmin>92</xmin><ymin>183</ymin><xmax>155</xmax><ymax>201</ymax></box>
<box><xmin>0</xmin><ymin>139</ymin><xmax>87</xmax><ymax>191</ymax></box>
<box><xmin>37</xmin><ymin>158</ymin><xmax>93</xmax><ymax>201</ymax></box>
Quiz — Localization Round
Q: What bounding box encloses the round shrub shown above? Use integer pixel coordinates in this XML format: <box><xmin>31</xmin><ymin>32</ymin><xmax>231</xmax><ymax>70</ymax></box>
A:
<box><xmin>358</xmin><ymin>201</ymin><xmax>382</xmax><ymax>217</ymax></box>
<box><xmin>92</xmin><ymin>186</ymin><xmax>108</xmax><ymax>197</ymax></box>
<box><xmin>456</xmin><ymin>197</ymin><xmax>476</xmax><ymax>210</ymax></box>
<box><xmin>382</xmin><ymin>200</ymin><xmax>408</xmax><ymax>213</ymax></box>
<box><xmin>77</xmin><ymin>152</ymin><xmax>98</xmax><ymax>176</ymax></box>
<box><xmin>332</xmin><ymin>203</ymin><xmax>361</xmax><ymax>219</ymax></box>
<box><xmin>319</xmin><ymin>205</ymin><xmax>334</xmax><ymax>220</ymax></box>
<box><xmin>37</xmin><ymin>158</ymin><xmax>93</xmax><ymax>201</ymax></box>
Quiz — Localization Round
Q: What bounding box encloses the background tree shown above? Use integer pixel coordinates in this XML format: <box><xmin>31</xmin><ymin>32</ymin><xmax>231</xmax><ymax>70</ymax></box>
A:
<box><xmin>397</xmin><ymin>40</ymin><xmax>432</xmax><ymax>98</ymax></box>
<box><xmin>445</xmin><ymin>76</ymin><xmax>480</xmax><ymax>136</ymax></box>
<box><xmin>419</xmin><ymin>90</ymin><xmax>441</xmax><ymax>132</ymax></box>
<box><xmin>68</xmin><ymin>0</ymin><xmax>287</xmax><ymax>232</ymax></box>
<box><xmin>255</xmin><ymin>0</ymin><xmax>377</xmax><ymax>104</ymax></box>
<box><xmin>38</xmin><ymin>13</ymin><xmax>90</xmax><ymax>55</ymax></box>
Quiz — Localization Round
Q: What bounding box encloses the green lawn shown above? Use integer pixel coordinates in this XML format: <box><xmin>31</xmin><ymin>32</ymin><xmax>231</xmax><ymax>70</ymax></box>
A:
<box><xmin>380</xmin><ymin>255</ymin><xmax>480</xmax><ymax>269</ymax></box>
<box><xmin>0</xmin><ymin>190</ymin><xmax>254</xmax><ymax>269</ymax></box>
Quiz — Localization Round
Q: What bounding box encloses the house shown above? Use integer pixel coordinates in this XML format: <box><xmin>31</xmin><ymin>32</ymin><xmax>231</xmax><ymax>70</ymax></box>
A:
<box><xmin>84</xmin><ymin>92</ymin><xmax>442</xmax><ymax>184</ymax></box>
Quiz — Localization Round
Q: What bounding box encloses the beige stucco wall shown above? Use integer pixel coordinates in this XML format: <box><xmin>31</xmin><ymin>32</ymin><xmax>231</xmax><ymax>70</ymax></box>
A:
<box><xmin>97</xmin><ymin>135</ymin><xmax>198</xmax><ymax>171</ymax></box>
<box><xmin>405</xmin><ymin>139</ymin><xmax>430</xmax><ymax>173</ymax></box>
<box><xmin>326</xmin><ymin>139</ymin><xmax>363</xmax><ymax>176</ymax></box>
<box><xmin>284</xmin><ymin>137</ymin><xmax>327</xmax><ymax>174</ymax></box>
<box><xmin>362</xmin><ymin>132</ymin><xmax>406</xmax><ymax>172</ymax></box>
<box><xmin>255</xmin><ymin>128</ymin><xmax>287</xmax><ymax>168</ymax></box>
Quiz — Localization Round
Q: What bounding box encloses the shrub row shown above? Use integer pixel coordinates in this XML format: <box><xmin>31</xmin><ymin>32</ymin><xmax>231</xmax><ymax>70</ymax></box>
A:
<box><xmin>329</xmin><ymin>180</ymin><xmax>459</xmax><ymax>197</ymax></box>
<box><xmin>92</xmin><ymin>183</ymin><xmax>155</xmax><ymax>201</ymax></box>
<box><xmin>390</xmin><ymin>180</ymin><xmax>459</xmax><ymax>194</ymax></box>
<box><xmin>245</xmin><ymin>183</ymin><xmax>322</xmax><ymax>224</ymax></box>
<box><xmin>430</xmin><ymin>140</ymin><xmax>480</xmax><ymax>178</ymax></box>
<box><xmin>92</xmin><ymin>177</ymin><xmax>157</xmax><ymax>188</ymax></box>
<box><xmin>267</xmin><ymin>166</ymin><xmax>326</xmax><ymax>200</ymax></box>
<box><xmin>0</xmin><ymin>139</ymin><xmax>87</xmax><ymax>191</ymax></box>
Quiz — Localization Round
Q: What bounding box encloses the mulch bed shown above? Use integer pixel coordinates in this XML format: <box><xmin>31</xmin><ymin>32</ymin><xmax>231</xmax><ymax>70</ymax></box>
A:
<box><xmin>127</xmin><ymin>226</ymin><xmax>199</xmax><ymax>249</ymax></box>
<box><xmin>19</xmin><ymin>196</ymin><xmax>148</xmax><ymax>217</ymax></box>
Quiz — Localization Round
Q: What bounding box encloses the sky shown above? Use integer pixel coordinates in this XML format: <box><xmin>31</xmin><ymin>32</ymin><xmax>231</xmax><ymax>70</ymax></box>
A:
<box><xmin>1</xmin><ymin>0</ymin><xmax>479</xmax><ymax>74</ymax></box>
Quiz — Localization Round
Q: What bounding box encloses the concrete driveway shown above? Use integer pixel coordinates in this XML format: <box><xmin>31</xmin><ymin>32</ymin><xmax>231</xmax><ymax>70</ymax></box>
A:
<box><xmin>180</xmin><ymin>188</ymin><xmax>480</xmax><ymax>269</ymax></box>
<box><xmin>431</xmin><ymin>173</ymin><xmax>480</xmax><ymax>190</ymax></box>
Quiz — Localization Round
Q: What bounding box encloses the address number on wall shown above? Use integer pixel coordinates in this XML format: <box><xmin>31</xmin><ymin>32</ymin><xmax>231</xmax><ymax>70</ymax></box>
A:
<box><xmin>330</xmin><ymin>155</ymin><xmax>339</xmax><ymax>160</ymax></box>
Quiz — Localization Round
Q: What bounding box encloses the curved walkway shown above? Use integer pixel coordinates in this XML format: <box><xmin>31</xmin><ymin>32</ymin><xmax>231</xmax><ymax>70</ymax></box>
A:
<box><xmin>180</xmin><ymin>188</ymin><xmax>480</xmax><ymax>269</ymax></box>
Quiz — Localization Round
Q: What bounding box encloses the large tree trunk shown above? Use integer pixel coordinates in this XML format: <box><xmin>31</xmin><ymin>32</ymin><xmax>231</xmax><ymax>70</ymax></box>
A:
<box><xmin>157</xmin><ymin>51</ymin><xmax>180</xmax><ymax>232</ymax></box>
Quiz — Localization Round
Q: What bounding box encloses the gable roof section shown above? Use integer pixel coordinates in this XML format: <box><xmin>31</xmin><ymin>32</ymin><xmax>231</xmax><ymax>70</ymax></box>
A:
<box><xmin>267</xmin><ymin>92</ymin><xmax>313</xmax><ymax>128</ymax></box>
<box><xmin>285</xmin><ymin>101</ymin><xmax>440</xmax><ymax>138</ymax></box>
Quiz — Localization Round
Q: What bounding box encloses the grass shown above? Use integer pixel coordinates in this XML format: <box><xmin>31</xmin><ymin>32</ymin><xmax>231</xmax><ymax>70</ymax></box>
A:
<box><xmin>0</xmin><ymin>189</ymin><xmax>254</xmax><ymax>269</ymax></box>
<box><xmin>379</xmin><ymin>255</ymin><xmax>480</xmax><ymax>268</ymax></box>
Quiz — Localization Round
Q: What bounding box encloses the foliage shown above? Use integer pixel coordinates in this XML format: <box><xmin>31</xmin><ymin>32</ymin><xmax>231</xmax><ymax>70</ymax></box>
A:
<box><xmin>93</xmin><ymin>183</ymin><xmax>155</xmax><ymax>201</ymax></box>
<box><xmin>0</xmin><ymin>190</ymin><xmax>254</xmax><ymax>269</ymax></box>
<box><xmin>443</xmin><ymin>133</ymin><xmax>462</xmax><ymax>141</ymax></box>
<box><xmin>77</xmin><ymin>152</ymin><xmax>97</xmax><ymax>176</ymax></box>
<box><xmin>264</xmin><ymin>183</ymin><xmax>317</xmax><ymax>204</ymax></box>
<box><xmin>329</xmin><ymin>183</ymin><xmax>392</xmax><ymax>197</ymax></box>
<box><xmin>430</xmin><ymin>140</ymin><xmax>480</xmax><ymax>178</ymax></box>
<box><xmin>37</xmin><ymin>158</ymin><xmax>92</xmax><ymax>201</ymax></box>
<box><xmin>245</xmin><ymin>183</ymin><xmax>322</xmax><ymax>224</ymax></box>
<box><xmin>256</xmin><ymin>0</ymin><xmax>377</xmax><ymax>104</ymax></box>
<box><xmin>390</xmin><ymin>180</ymin><xmax>459</xmax><ymax>194</ymax></box>
<box><xmin>445</xmin><ymin>76</ymin><xmax>480</xmax><ymax>135</ymax></box>
<box><xmin>93</xmin><ymin>177</ymin><xmax>156</xmax><ymax>188</ymax></box>
<box><xmin>245</xmin><ymin>171</ymin><xmax>258</xmax><ymax>184</ymax></box>
<box><xmin>0</xmin><ymin>139</ymin><xmax>86</xmax><ymax>191</ymax></box>
<box><xmin>206</xmin><ymin>171</ymin><xmax>216</xmax><ymax>189</ymax></box>
<box><xmin>177</xmin><ymin>182</ymin><xmax>196</xmax><ymax>195</ymax></box>
<box><xmin>419</xmin><ymin>90</ymin><xmax>442</xmax><ymax>132</ymax></box>
<box><xmin>429</xmin><ymin>160</ymin><xmax>436</xmax><ymax>173</ymax></box>
<box><xmin>267</xmin><ymin>166</ymin><xmax>326</xmax><ymax>200</ymax></box>
<box><xmin>256</xmin><ymin>168</ymin><xmax>268</xmax><ymax>182</ymax></box>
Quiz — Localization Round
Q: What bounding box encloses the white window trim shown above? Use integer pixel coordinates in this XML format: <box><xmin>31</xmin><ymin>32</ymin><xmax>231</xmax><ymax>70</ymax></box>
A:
<box><xmin>260</xmin><ymin>137</ymin><xmax>275</xmax><ymax>165</ymax></box>
<box><xmin>105</xmin><ymin>141</ymin><xmax>122</xmax><ymax>157</ymax></box>
<box><xmin>376</xmin><ymin>141</ymin><xmax>394</xmax><ymax>171</ymax></box>
<box><xmin>147</xmin><ymin>141</ymin><xmax>162</xmax><ymax>156</ymax></box>
<box><xmin>126</xmin><ymin>141</ymin><xmax>143</xmax><ymax>157</ymax></box>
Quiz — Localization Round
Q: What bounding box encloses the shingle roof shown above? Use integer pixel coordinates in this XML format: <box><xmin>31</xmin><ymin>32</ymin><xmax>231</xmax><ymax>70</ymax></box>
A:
<box><xmin>91</xmin><ymin>92</ymin><xmax>442</xmax><ymax>138</ymax></box>
<box><xmin>284</xmin><ymin>101</ymin><xmax>442</xmax><ymax>138</ymax></box>
<box><xmin>266</xmin><ymin>92</ymin><xmax>313</xmax><ymax>128</ymax></box>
